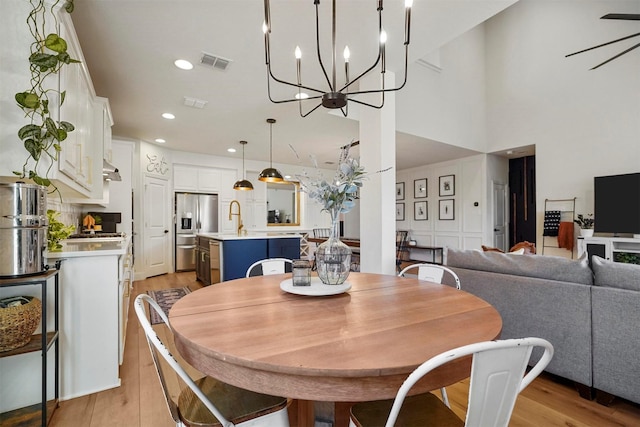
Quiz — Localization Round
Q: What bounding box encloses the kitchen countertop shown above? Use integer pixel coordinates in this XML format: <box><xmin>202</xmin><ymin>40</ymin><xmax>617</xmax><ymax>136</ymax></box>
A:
<box><xmin>48</xmin><ymin>235</ymin><xmax>131</xmax><ymax>258</ymax></box>
<box><xmin>198</xmin><ymin>232</ymin><xmax>301</xmax><ymax>241</ymax></box>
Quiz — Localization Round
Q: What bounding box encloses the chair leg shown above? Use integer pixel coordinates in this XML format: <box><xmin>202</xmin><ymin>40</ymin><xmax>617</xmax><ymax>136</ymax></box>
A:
<box><xmin>440</xmin><ymin>387</ymin><xmax>450</xmax><ymax>408</ymax></box>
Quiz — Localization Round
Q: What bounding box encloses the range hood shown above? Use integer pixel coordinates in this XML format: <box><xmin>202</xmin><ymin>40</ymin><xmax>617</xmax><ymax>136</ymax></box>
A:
<box><xmin>102</xmin><ymin>159</ymin><xmax>122</xmax><ymax>182</ymax></box>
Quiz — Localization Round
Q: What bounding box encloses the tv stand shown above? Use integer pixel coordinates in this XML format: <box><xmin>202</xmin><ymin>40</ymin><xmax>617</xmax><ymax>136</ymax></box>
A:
<box><xmin>578</xmin><ymin>236</ymin><xmax>640</xmax><ymax>265</ymax></box>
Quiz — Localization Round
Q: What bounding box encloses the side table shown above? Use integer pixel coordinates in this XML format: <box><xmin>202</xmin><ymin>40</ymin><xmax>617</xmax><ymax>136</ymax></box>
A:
<box><xmin>0</xmin><ymin>264</ymin><xmax>61</xmax><ymax>426</ymax></box>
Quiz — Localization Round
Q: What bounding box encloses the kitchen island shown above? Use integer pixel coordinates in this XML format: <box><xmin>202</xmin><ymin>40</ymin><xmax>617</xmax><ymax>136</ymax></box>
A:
<box><xmin>46</xmin><ymin>235</ymin><xmax>133</xmax><ymax>401</ymax></box>
<box><xmin>197</xmin><ymin>233</ymin><xmax>301</xmax><ymax>284</ymax></box>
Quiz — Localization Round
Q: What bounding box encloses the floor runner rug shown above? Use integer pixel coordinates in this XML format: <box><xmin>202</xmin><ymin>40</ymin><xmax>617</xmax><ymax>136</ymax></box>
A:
<box><xmin>146</xmin><ymin>287</ymin><xmax>191</xmax><ymax>325</ymax></box>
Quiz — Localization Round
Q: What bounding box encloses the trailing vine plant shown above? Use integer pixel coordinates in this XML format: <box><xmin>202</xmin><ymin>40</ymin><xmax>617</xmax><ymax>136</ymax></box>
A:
<box><xmin>14</xmin><ymin>0</ymin><xmax>78</xmax><ymax>189</ymax></box>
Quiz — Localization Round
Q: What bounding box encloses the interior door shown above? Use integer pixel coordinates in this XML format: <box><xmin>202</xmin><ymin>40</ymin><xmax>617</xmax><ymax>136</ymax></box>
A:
<box><xmin>144</xmin><ymin>176</ymin><xmax>170</xmax><ymax>277</ymax></box>
<box><xmin>492</xmin><ymin>182</ymin><xmax>507</xmax><ymax>251</ymax></box>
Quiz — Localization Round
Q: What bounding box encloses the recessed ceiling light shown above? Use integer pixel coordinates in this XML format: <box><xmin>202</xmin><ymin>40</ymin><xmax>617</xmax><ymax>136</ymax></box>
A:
<box><xmin>155</xmin><ymin>138</ymin><xmax>166</xmax><ymax>143</ymax></box>
<box><xmin>162</xmin><ymin>113</ymin><xmax>175</xmax><ymax>119</ymax></box>
<box><xmin>227</xmin><ymin>148</ymin><xmax>236</xmax><ymax>153</ymax></box>
<box><xmin>174</xmin><ymin>59</ymin><xmax>193</xmax><ymax>70</ymax></box>
<box><xmin>295</xmin><ymin>92</ymin><xmax>309</xmax><ymax>100</ymax></box>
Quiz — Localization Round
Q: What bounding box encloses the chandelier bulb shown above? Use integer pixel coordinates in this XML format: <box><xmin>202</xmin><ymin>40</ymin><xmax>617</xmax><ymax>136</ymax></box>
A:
<box><xmin>380</xmin><ymin>30</ymin><xmax>387</xmax><ymax>44</ymax></box>
<box><xmin>262</xmin><ymin>21</ymin><xmax>268</xmax><ymax>34</ymax></box>
<box><xmin>295</xmin><ymin>46</ymin><xmax>302</xmax><ymax>59</ymax></box>
<box><xmin>343</xmin><ymin>46</ymin><xmax>350</xmax><ymax>62</ymax></box>
<box><xmin>405</xmin><ymin>0</ymin><xmax>413</xmax><ymax>7</ymax></box>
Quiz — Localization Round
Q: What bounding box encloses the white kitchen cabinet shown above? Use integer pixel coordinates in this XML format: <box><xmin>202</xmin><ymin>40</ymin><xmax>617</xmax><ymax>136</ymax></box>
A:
<box><xmin>174</xmin><ymin>165</ymin><xmax>237</xmax><ymax>200</ymax></box>
<box><xmin>95</xmin><ymin>97</ymin><xmax>114</xmax><ymax>164</ymax></box>
<box><xmin>0</xmin><ymin>5</ymin><xmax>107</xmax><ymax>200</ymax></box>
<box><xmin>219</xmin><ymin>169</ymin><xmax>238</xmax><ymax>201</ymax></box>
<box><xmin>174</xmin><ymin>165</ymin><xmax>224</xmax><ymax>193</ymax></box>
<box><xmin>57</xmin><ymin>12</ymin><xmax>101</xmax><ymax>193</ymax></box>
<box><xmin>118</xmin><ymin>239</ymin><xmax>134</xmax><ymax>364</ymax></box>
<box><xmin>47</xmin><ymin>238</ymin><xmax>132</xmax><ymax>400</ymax></box>
<box><xmin>173</xmin><ymin>165</ymin><xmax>199</xmax><ymax>191</ymax></box>
<box><xmin>580</xmin><ymin>236</ymin><xmax>640</xmax><ymax>265</ymax></box>
<box><xmin>197</xmin><ymin>168</ymin><xmax>221</xmax><ymax>192</ymax></box>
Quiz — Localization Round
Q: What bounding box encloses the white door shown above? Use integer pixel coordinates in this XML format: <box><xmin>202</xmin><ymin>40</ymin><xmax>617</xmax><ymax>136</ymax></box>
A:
<box><xmin>492</xmin><ymin>182</ymin><xmax>507</xmax><ymax>251</ymax></box>
<box><xmin>144</xmin><ymin>176</ymin><xmax>170</xmax><ymax>277</ymax></box>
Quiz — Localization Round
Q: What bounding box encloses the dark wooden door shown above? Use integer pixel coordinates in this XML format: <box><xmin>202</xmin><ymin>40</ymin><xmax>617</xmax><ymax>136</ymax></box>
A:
<box><xmin>509</xmin><ymin>156</ymin><xmax>536</xmax><ymax>248</ymax></box>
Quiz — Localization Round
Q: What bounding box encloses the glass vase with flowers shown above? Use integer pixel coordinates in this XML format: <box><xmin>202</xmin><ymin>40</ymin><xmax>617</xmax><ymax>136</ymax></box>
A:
<box><xmin>296</xmin><ymin>144</ymin><xmax>366</xmax><ymax>285</ymax></box>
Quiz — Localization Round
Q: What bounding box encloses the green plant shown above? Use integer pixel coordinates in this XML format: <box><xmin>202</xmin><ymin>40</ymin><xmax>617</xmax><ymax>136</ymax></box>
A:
<box><xmin>47</xmin><ymin>209</ymin><xmax>75</xmax><ymax>251</ymax></box>
<box><xmin>13</xmin><ymin>0</ymin><xmax>78</xmax><ymax>189</ymax></box>
<box><xmin>613</xmin><ymin>252</ymin><xmax>640</xmax><ymax>265</ymax></box>
<box><xmin>574</xmin><ymin>213</ymin><xmax>594</xmax><ymax>229</ymax></box>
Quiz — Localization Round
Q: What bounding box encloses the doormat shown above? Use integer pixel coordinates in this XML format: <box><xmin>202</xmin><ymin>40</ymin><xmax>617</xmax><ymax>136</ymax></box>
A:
<box><xmin>146</xmin><ymin>287</ymin><xmax>191</xmax><ymax>325</ymax></box>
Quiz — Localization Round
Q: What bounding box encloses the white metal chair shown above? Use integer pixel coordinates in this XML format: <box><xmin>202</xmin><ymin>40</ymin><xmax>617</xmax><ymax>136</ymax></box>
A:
<box><xmin>398</xmin><ymin>263</ymin><xmax>462</xmax><ymax>407</ymax></box>
<box><xmin>134</xmin><ymin>294</ymin><xmax>290</xmax><ymax>427</ymax></box>
<box><xmin>312</xmin><ymin>228</ymin><xmax>331</xmax><ymax>238</ymax></box>
<box><xmin>395</xmin><ymin>231</ymin><xmax>409</xmax><ymax>273</ymax></box>
<box><xmin>398</xmin><ymin>264</ymin><xmax>462</xmax><ymax>290</ymax></box>
<box><xmin>245</xmin><ymin>258</ymin><xmax>293</xmax><ymax>277</ymax></box>
<box><xmin>349</xmin><ymin>337</ymin><xmax>554</xmax><ymax>427</ymax></box>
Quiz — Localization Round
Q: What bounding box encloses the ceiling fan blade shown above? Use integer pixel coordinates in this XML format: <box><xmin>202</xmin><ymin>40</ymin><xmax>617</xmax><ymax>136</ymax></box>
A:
<box><xmin>601</xmin><ymin>13</ymin><xmax>640</xmax><ymax>21</ymax></box>
<box><xmin>590</xmin><ymin>41</ymin><xmax>640</xmax><ymax>70</ymax></box>
<box><xmin>566</xmin><ymin>32</ymin><xmax>640</xmax><ymax>57</ymax></box>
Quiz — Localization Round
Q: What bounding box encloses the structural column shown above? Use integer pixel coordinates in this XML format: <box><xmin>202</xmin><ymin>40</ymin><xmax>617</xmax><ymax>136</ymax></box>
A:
<box><xmin>359</xmin><ymin>71</ymin><xmax>397</xmax><ymax>275</ymax></box>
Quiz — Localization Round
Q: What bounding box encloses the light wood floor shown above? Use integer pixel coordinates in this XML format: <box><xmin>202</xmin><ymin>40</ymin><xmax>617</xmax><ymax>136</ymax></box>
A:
<box><xmin>49</xmin><ymin>272</ymin><xmax>640</xmax><ymax>427</ymax></box>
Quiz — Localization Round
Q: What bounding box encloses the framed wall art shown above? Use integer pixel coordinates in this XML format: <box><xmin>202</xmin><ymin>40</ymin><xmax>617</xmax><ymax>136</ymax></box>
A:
<box><xmin>439</xmin><ymin>174</ymin><xmax>455</xmax><ymax>197</ymax></box>
<box><xmin>414</xmin><ymin>178</ymin><xmax>427</xmax><ymax>198</ymax></box>
<box><xmin>396</xmin><ymin>182</ymin><xmax>405</xmax><ymax>200</ymax></box>
<box><xmin>396</xmin><ymin>203</ymin><xmax>405</xmax><ymax>221</ymax></box>
<box><xmin>414</xmin><ymin>201</ymin><xmax>427</xmax><ymax>221</ymax></box>
<box><xmin>439</xmin><ymin>199</ymin><xmax>455</xmax><ymax>220</ymax></box>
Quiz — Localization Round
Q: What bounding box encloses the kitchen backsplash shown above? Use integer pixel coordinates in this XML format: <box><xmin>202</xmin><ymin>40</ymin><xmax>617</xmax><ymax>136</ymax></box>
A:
<box><xmin>47</xmin><ymin>199</ymin><xmax>83</xmax><ymax>234</ymax></box>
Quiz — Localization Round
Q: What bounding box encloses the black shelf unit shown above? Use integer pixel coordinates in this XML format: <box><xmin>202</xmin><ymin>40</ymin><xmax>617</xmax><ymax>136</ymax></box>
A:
<box><xmin>0</xmin><ymin>264</ymin><xmax>60</xmax><ymax>427</ymax></box>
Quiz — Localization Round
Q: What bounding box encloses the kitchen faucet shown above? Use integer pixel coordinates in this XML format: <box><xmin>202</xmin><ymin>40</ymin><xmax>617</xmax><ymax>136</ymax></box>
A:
<box><xmin>229</xmin><ymin>200</ymin><xmax>244</xmax><ymax>236</ymax></box>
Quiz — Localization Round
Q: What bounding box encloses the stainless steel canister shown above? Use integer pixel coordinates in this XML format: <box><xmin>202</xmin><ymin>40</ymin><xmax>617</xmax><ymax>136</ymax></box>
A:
<box><xmin>0</xmin><ymin>182</ymin><xmax>48</xmax><ymax>277</ymax></box>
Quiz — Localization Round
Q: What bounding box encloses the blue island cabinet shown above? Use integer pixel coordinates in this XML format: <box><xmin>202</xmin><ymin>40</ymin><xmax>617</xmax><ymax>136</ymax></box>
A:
<box><xmin>221</xmin><ymin>237</ymin><xmax>300</xmax><ymax>281</ymax></box>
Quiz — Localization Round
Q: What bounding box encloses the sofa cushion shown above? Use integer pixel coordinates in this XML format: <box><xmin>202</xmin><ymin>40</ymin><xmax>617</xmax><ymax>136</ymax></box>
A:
<box><xmin>446</xmin><ymin>248</ymin><xmax>593</xmax><ymax>285</ymax></box>
<box><xmin>592</xmin><ymin>256</ymin><xmax>640</xmax><ymax>291</ymax></box>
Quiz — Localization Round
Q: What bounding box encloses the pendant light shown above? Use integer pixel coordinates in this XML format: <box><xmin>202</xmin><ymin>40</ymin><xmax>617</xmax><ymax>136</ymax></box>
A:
<box><xmin>233</xmin><ymin>140</ymin><xmax>254</xmax><ymax>191</ymax></box>
<box><xmin>258</xmin><ymin>118</ymin><xmax>284</xmax><ymax>182</ymax></box>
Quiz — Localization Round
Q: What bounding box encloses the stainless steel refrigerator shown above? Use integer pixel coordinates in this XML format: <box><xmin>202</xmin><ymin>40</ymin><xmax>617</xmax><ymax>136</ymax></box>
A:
<box><xmin>175</xmin><ymin>192</ymin><xmax>218</xmax><ymax>271</ymax></box>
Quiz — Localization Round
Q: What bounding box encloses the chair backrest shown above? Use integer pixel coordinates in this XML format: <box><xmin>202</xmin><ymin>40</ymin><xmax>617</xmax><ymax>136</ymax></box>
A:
<box><xmin>246</xmin><ymin>258</ymin><xmax>293</xmax><ymax>277</ymax></box>
<box><xmin>383</xmin><ymin>337</ymin><xmax>554</xmax><ymax>427</ymax></box>
<box><xmin>313</xmin><ymin>228</ymin><xmax>331</xmax><ymax>238</ymax></box>
<box><xmin>398</xmin><ymin>263</ymin><xmax>461</xmax><ymax>289</ymax></box>
<box><xmin>134</xmin><ymin>294</ymin><xmax>232</xmax><ymax>426</ymax></box>
<box><xmin>395</xmin><ymin>231</ymin><xmax>409</xmax><ymax>267</ymax></box>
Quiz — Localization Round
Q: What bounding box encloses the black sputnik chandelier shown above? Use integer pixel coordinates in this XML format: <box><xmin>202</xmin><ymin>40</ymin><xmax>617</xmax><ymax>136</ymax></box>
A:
<box><xmin>262</xmin><ymin>0</ymin><xmax>413</xmax><ymax>117</ymax></box>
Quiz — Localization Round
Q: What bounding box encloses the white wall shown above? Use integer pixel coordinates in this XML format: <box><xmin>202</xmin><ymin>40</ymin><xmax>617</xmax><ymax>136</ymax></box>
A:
<box><xmin>485</xmin><ymin>0</ymin><xmax>640</xmax><ymax>244</ymax></box>
<box><xmin>396</xmin><ymin>23</ymin><xmax>488</xmax><ymax>152</ymax></box>
<box><xmin>397</xmin><ymin>154</ymin><xmax>494</xmax><ymax>250</ymax></box>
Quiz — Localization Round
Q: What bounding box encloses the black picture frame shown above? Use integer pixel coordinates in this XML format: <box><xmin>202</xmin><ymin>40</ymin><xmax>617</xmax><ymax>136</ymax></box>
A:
<box><xmin>414</xmin><ymin>201</ymin><xmax>427</xmax><ymax>221</ymax></box>
<box><xmin>439</xmin><ymin>175</ymin><xmax>455</xmax><ymax>197</ymax></box>
<box><xmin>414</xmin><ymin>178</ymin><xmax>427</xmax><ymax>198</ymax></box>
<box><xmin>396</xmin><ymin>203</ymin><xmax>405</xmax><ymax>221</ymax></box>
<box><xmin>439</xmin><ymin>199</ymin><xmax>455</xmax><ymax>220</ymax></box>
<box><xmin>396</xmin><ymin>182</ymin><xmax>405</xmax><ymax>200</ymax></box>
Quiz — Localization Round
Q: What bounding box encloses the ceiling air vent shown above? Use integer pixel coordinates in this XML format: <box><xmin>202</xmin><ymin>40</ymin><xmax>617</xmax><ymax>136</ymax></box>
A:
<box><xmin>183</xmin><ymin>96</ymin><xmax>208</xmax><ymax>109</ymax></box>
<box><xmin>200</xmin><ymin>52</ymin><xmax>232</xmax><ymax>71</ymax></box>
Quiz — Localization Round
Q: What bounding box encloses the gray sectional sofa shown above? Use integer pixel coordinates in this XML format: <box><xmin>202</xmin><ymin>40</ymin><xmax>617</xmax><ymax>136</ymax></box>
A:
<box><xmin>444</xmin><ymin>248</ymin><xmax>640</xmax><ymax>405</ymax></box>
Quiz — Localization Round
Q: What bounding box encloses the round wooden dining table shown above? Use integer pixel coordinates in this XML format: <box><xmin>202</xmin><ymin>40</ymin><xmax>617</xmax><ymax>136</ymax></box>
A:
<box><xmin>169</xmin><ymin>272</ymin><xmax>502</xmax><ymax>426</ymax></box>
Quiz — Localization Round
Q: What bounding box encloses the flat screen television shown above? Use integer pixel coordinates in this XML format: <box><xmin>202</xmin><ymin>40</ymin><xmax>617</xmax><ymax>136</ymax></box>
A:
<box><xmin>594</xmin><ymin>172</ymin><xmax>640</xmax><ymax>235</ymax></box>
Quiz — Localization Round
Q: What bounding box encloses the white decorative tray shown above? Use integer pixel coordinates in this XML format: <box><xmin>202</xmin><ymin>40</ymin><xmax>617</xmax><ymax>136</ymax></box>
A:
<box><xmin>280</xmin><ymin>277</ymin><xmax>351</xmax><ymax>296</ymax></box>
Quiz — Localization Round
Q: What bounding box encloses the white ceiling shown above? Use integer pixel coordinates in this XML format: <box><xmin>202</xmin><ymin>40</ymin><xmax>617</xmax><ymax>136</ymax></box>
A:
<box><xmin>70</xmin><ymin>0</ymin><xmax>520</xmax><ymax>170</ymax></box>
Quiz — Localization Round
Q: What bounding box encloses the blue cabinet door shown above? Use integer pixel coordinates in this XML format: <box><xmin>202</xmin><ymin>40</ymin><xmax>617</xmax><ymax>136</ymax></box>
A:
<box><xmin>222</xmin><ymin>239</ymin><xmax>267</xmax><ymax>281</ymax></box>
<box><xmin>268</xmin><ymin>238</ymin><xmax>300</xmax><ymax>259</ymax></box>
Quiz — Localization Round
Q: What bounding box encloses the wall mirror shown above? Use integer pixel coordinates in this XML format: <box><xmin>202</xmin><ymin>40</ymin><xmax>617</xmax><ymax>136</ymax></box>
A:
<box><xmin>267</xmin><ymin>181</ymin><xmax>300</xmax><ymax>226</ymax></box>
